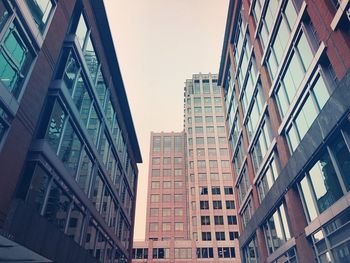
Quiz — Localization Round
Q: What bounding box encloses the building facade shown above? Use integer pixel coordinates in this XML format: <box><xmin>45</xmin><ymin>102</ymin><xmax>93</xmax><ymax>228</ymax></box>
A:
<box><xmin>132</xmin><ymin>73</ymin><xmax>240</xmax><ymax>262</ymax></box>
<box><xmin>218</xmin><ymin>0</ymin><xmax>350</xmax><ymax>262</ymax></box>
<box><xmin>0</xmin><ymin>0</ymin><xmax>142</xmax><ymax>262</ymax></box>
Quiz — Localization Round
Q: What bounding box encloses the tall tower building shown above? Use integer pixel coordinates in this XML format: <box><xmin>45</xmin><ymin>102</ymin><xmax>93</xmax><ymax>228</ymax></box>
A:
<box><xmin>133</xmin><ymin>73</ymin><xmax>240</xmax><ymax>262</ymax></box>
<box><xmin>0</xmin><ymin>0</ymin><xmax>142</xmax><ymax>262</ymax></box>
<box><xmin>218</xmin><ymin>0</ymin><xmax>350</xmax><ymax>262</ymax></box>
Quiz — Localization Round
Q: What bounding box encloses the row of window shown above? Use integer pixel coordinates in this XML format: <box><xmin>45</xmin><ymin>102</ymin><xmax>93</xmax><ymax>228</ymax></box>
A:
<box><xmin>149</xmin><ymin>222</ymin><xmax>184</xmax><ymax>232</ymax></box>
<box><xmin>199</xmin><ymin>200</ymin><xmax>235</xmax><ymax>210</ymax></box>
<box><xmin>189</xmin><ymin>172</ymin><xmax>232</xmax><ymax>182</ymax></box>
<box><xmin>189</xmin><ymin>160</ymin><xmax>230</xmax><ymax>169</ymax></box>
<box><xmin>188</xmin><ymin>125</ymin><xmax>226</xmax><ymax>134</ymax></box>
<box><xmin>187</xmin><ymin>115</ymin><xmax>225</xmax><ymax>124</ymax></box>
<box><xmin>24</xmin><ymin>163</ymin><xmax>130</xmax><ymax>260</ymax></box>
<box><xmin>188</xmin><ymin>147</ymin><xmax>228</xmax><ymax>157</ymax></box>
<box><xmin>150</xmin><ymin>194</ymin><xmax>183</xmax><ymax>203</ymax></box>
<box><xmin>151</xmin><ymin>180</ymin><xmax>184</xmax><ymax>189</ymax></box>
<box><xmin>188</xmin><ymin>136</ymin><xmax>227</xmax><ymax>146</ymax></box>
<box><xmin>151</xmin><ymin>157</ymin><xmax>182</xmax><ymax>165</ymax></box>
<box><xmin>152</xmin><ymin>135</ymin><xmax>183</xmax><ymax>153</ymax></box>
<box><xmin>149</xmin><ymin>207</ymin><xmax>184</xmax><ymax>217</ymax></box>
<box><xmin>151</xmin><ymin>168</ymin><xmax>183</xmax><ymax>177</ymax></box>
<box><xmin>45</xmin><ymin>100</ymin><xmax>133</xmax><ymax>216</ymax></box>
<box><xmin>186</xmin><ymin>96</ymin><xmax>222</xmax><ymax>106</ymax></box>
<box><xmin>187</xmin><ymin>105</ymin><xmax>224</xmax><ymax>114</ymax></box>
<box><xmin>200</xmin><ymin>215</ymin><xmax>237</xmax><ymax>225</ymax></box>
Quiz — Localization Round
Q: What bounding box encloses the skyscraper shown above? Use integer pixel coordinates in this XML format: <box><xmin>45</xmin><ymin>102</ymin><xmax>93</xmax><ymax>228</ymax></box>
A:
<box><xmin>0</xmin><ymin>0</ymin><xmax>141</xmax><ymax>262</ymax></box>
<box><xmin>133</xmin><ymin>73</ymin><xmax>240</xmax><ymax>262</ymax></box>
<box><xmin>218</xmin><ymin>0</ymin><xmax>350</xmax><ymax>262</ymax></box>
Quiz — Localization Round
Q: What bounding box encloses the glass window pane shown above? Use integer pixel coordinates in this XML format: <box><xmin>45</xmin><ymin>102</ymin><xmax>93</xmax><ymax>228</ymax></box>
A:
<box><xmin>309</xmin><ymin>150</ymin><xmax>343</xmax><ymax>213</ymax></box>
<box><xmin>313</xmin><ymin>74</ymin><xmax>330</xmax><ymax>110</ymax></box>
<box><xmin>76</xmin><ymin>14</ymin><xmax>88</xmax><ymax>48</ymax></box>
<box><xmin>77</xmin><ymin>149</ymin><xmax>93</xmax><ymax>194</ymax></box>
<box><xmin>25</xmin><ymin>0</ymin><xmax>53</xmax><ymax>32</ymax></box>
<box><xmin>44</xmin><ymin>180</ymin><xmax>71</xmax><ymax>232</ymax></box>
<box><xmin>46</xmin><ymin>101</ymin><xmax>66</xmax><ymax>152</ymax></box>
<box><xmin>66</xmin><ymin>204</ymin><xmax>84</xmax><ymax>243</ymax></box>
<box><xmin>63</xmin><ymin>53</ymin><xmax>80</xmax><ymax>94</ymax></box>
<box><xmin>297</xmin><ymin>34</ymin><xmax>313</xmax><ymax>71</ymax></box>
<box><xmin>58</xmin><ymin>121</ymin><xmax>82</xmax><ymax>175</ymax></box>
<box><xmin>25</xmin><ymin>165</ymin><xmax>50</xmax><ymax>213</ymax></box>
<box><xmin>332</xmin><ymin>135</ymin><xmax>350</xmax><ymax>191</ymax></box>
<box><xmin>92</xmin><ymin>175</ymin><xmax>104</xmax><ymax>212</ymax></box>
<box><xmin>300</xmin><ymin>176</ymin><xmax>318</xmax><ymax>221</ymax></box>
<box><xmin>87</xmin><ymin>104</ymin><xmax>100</xmax><ymax>146</ymax></box>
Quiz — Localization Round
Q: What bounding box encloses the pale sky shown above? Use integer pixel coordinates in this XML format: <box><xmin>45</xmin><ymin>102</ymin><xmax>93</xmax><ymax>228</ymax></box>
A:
<box><xmin>104</xmin><ymin>0</ymin><xmax>229</xmax><ymax>240</ymax></box>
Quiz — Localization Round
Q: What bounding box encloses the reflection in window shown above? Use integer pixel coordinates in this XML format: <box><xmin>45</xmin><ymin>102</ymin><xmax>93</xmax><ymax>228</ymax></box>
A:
<box><xmin>46</xmin><ymin>101</ymin><xmax>66</xmax><ymax>152</ymax></box>
<box><xmin>25</xmin><ymin>0</ymin><xmax>54</xmax><ymax>33</ymax></box>
<box><xmin>44</xmin><ymin>181</ymin><xmax>71</xmax><ymax>232</ymax></box>
<box><xmin>63</xmin><ymin>52</ymin><xmax>80</xmax><ymax>93</ymax></box>
<box><xmin>58</xmin><ymin>120</ymin><xmax>82</xmax><ymax>175</ymax></box>
<box><xmin>0</xmin><ymin>23</ymin><xmax>34</xmax><ymax>98</ymax></box>
<box><xmin>26</xmin><ymin>165</ymin><xmax>50</xmax><ymax>212</ymax></box>
<box><xmin>92</xmin><ymin>175</ymin><xmax>104</xmax><ymax>212</ymax></box>
<box><xmin>263</xmin><ymin>203</ymin><xmax>291</xmax><ymax>254</ymax></box>
<box><xmin>66</xmin><ymin>204</ymin><xmax>84</xmax><ymax>244</ymax></box>
<box><xmin>77</xmin><ymin>149</ymin><xmax>93</xmax><ymax>194</ymax></box>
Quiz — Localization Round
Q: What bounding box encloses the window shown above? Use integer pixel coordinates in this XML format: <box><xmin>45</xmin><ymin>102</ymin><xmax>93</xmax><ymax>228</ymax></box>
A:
<box><xmin>251</xmin><ymin>118</ymin><xmax>273</xmax><ymax>172</ymax></box>
<box><xmin>227</xmin><ymin>215</ymin><xmax>237</xmax><ymax>225</ymax></box>
<box><xmin>174</xmin><ymin>194</ymin><xmax>182</xmax><ymax>202</ymax></box>
<box><xmin>257</xmin><ymin>155</ymin><xmax>280</xmax><ymax>202</ymax></box>
<box><xmin>208</xmin><ymin>148</ymin><xmax>216</xmax><ymax>156</ymax></box>
<box><xmin>243</xmin><ymin>236</ymin><xmax>259</xmax><ymax>263</ymax></box>
<box><xmin>174</xmin><ymin>248</ymin><xmax>192</xmax><ymax>259</ymax></box>
<box><xmin>209</xmin><ymin>160</ymin><xmax>217</xmax><ymax>168</ymax></box>
<box><xmin>163</xmin><ymin>181</ymin><xmax>171</xmax><ymax>189</ymax></box>
<box><xmin>201</xmin><ymin>216</ymin><xmax>210</xmax><ymax>225</ymax></box>
<box><xmin>286</xmin><ymin>73</ymin><xmax>330</xmax><ymax>152</ymax></box>
<box><xmin>0</xmin><ymin>22</ymin><xmax>34</xmax><ymax>99</ymax></box>
<box><xmin>150</xmin><ymin>208</ymin><xmax>158</xmax><ymax>216</ymax></box>
<box><xmin>196</xmin><ymin>137</ymin><xmax>204</xmax><ymax>145</ymax></box>
<box><xmin>206</xmin><ymin>126</ymin><xmax>215</xmax><ymax>133</ymax></box>
<box><xmin>153</xmin><ymin>136</ymin><xmax>161</xmax><ymax>152</ymax></box>
<box><xmin>45</xmin><ymin>101</ymin><xmax>67</xmax><ymax>152</ymax></box>
<box><xmin>213</xmin><ymin>200</ymin><xmax>222</xmax><ymax>209</ymax></box>
<box><xmin>132</xmin><ymin>248</ymin><xmax>148</xmax><ymax>259</ymax></box>
<box><xmin>275</xmin><ymin>31</ymin><xmax>318</xmax><ymax>118</ymax></box>
<box><xmin>197</xmin><ymin>248</ymin><xmax>214</xmax><ymax>258</ymax></box>
<box><xmin>152</xmin><ymin>157</ymin><xmax>160</xmax><ymax>164</ymax></box>
<box><xmin>200</xmin><ymin>187</ymin><xmax>208</xmax><ymax>195</ymax></box>
<box><xmin>151</xmin><ymin>181</ymin><xmax>160</xmax><ymax>189</ymax></box>
<box><xmin>237</xmin><ymin>165</ymin><xmax>249</xmax><ymax>204</ymax></box>
<box><xmin>207</xmin><ymin>137</ymin><xmax>215</xmax><ymax>145</ymax></box>
<box><xmin>197</xmin><ymin>160</ymin><xmax>206</xmax><ymax>168</ymax></box>
<box><xmin>174</xmin><ymin>157</ymin><xmax>182</xmax><ymax>164</ymax></box>
<box><xmin>162</xmin><ymin>222</ymin><xmax>171</xmax><ymax>231</ymax></box>
<box><xmin>152</xmin><ymin>248</ymin><xmax>169</xmax><ymax>259</ymax></box>
<box><xmin>221</xmin><ymin>160</ymin><xmax>230</xmax><ymax>168</ymax></box>
<box><xmin>197</xmin><ymin>148</ymin><xmax>205</xmax><ymax>157</ymax></box>
<box><xmin>198</xmin><ymin>173</ymin><xmax>207</xmax><ymax>180</ymax></box>
<box><xmin>175</xmin><ymin>222</ymin><xmax>184</xmax><ymax>231</ymax></box>
<box><xmin>216</xmin><ymin>232</ymin><xmax>225</xmax><ymax>241</ymax></box>
<box><xmin>152</xmin><ymin>169</ymin><xmax>160</xmax><ymax>177</ymax></box>
<box><xmin>150</xmin><ymin>194</ymin><xmax>160</xmax><ymax>202</ymax></box>
<box><xmin>163</xmin><ymin>194</ymin><xmax>171</xmax><ymax>202</ymax></box>
<box><xmin>233</xmin><ymin>137</ymin><xmax>245</xmax><ymax>174</ymax></box>
<box><xmin>174</xmin><ymin>181</ymin><xmax>183</xmax><ymax>188</ymax></box>
<box><xmin>224</xmin><ymin>187</ymin><xmax>233</xmax><ymax>195</ymax></box>
<box><xmin>263</xmin><ymin>203</ymin><xmax>291</xmax><ymax>254</ymax></box>
<box><xmin>210</xmin><ymin>173</ymin><xmax>219</xmax><ymax>181</ymax></box>
<box><xmin>162</xmin><ymin>208</ymin><xmax>171</xmax><ymax>216</ymax></box>
<box><xmin>299</xmin><ymin>132</ymin><xmax>350</xmax><ymax>221</ymax></box>
<box><xmin>200</xmin><ymin>201</ymin><xmax>209</xmax><ymax>210</ymax></box>
<box><xmin>163</xmin><ymin>169</ymin><xmax>171</xmax><ymax>176</ymax></box>
<box><xmin>163</xmin><ymin>157</ymin><xmax>171</xmax><ymax>165</ymax></box>
<box><xmin>202</xmin><ymin>232</ymin><xmax>211</xmax><ymax>241</ymax></box>
<box><xmin>218</xmin><ymin>247</ymin><xmax>236</xmax><ymax>258</ymax></box>
<box><xmin>58</xmin><ymin>120</ymin><xmax>82</xmax><ymax>175</ymax></box>
<box><xmin>246</xmin><ymin>84</ymin><xmax>265</xmax><ymax>141</ymax></box>
<box><xmin>229</xmin><ymin>231</ymin><xmax>239</xmax><ymax>240</ymax></box>
<box><xmin>214</xmin><ymin>216</ymin><xmax>224</xmax><ymax>225</ymax></box>
<box><xmin>226</xmin><ymin>200</ymin><xmax>235</xmax><ymax>209</ymax></box>
<box><xmin>241</xmin><ymin>197</ymin><xmax>254</xmax><ymax>227</ymax></box>
<box><xmin>174</xmin><ymin>208</ymin><xmax>183</xmax><ymax>216</ymax></box>
<box><xmin>149</xmin><ymin>223</ymin><xmax>158</xmax><ymax>231</ymax></box>
<box><xmin>212</xmin><ymin>187</ymin><xmax>221</xmax><ymax>195</ymax></box>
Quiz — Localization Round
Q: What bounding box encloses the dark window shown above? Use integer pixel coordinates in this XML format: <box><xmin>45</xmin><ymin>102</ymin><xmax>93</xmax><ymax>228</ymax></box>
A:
<box><xmin>226</xmin><ymin>200</ymin><xmax>235</xmax><ymax>209</ymax></box>
<box><xmin>202</xmin><ymin>232</ymin><xmax>212</xmax><ymax>241</ymax></box>
<box><xmin>201</xmin><ymin>216</ymin><xmax>211</xmax><ymax>225</ymax></box>
<box><xmin>224</xmin><ymin>186</ymin><xmax>233</xmax><ymax>195</ymax></box>
<box><xmin>200</xmin><ymin>201</ymin><xmax>209</xmax><ymax>210</ymax></box>
<box><xmin>228</xmin><ymin>216</ymin><xmax>237</xmax><ymax>225</ymax></box>
<box><xmin>213</xmin><ymin>200</ymin><xmax>222</xmax><ymax>209</ymax></box>
<box><xmin>216</xmin><ymin>232</ymin><xmax>225</xmax><ymax>240</ymax></box>
<box><xmin>212</xmin><ymin>187</ymin><xmax>221</xmax><ymax>195</ymax></box>
<box><xmin>214</xmin><ymin>216</ymin><xmax>224</xmax><ymax>225</ymax></box>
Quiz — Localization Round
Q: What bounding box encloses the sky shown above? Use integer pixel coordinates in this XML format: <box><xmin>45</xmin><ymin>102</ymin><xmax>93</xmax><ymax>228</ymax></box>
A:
<box><xmin>104</xmin><ymin>0</ymin><xmax>229</xmax><ymax>240</ymax></box>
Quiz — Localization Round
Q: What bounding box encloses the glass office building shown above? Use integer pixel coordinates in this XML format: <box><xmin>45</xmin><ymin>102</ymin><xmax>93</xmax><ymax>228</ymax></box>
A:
<box><xmin>218</xmin><ymin>0</ymin><xmax>350</xmax><ymax>262</ymax></box>
<box><xmin>0</xmin><ymin>0</ymin><xmax>142</xmax><ymax>262</ymax></box>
